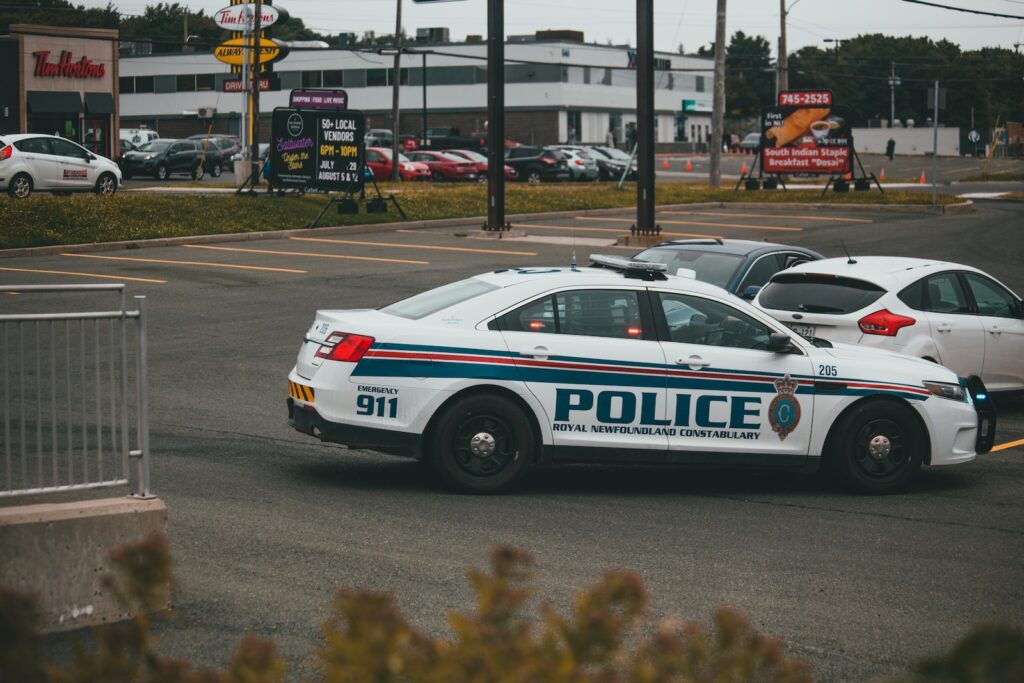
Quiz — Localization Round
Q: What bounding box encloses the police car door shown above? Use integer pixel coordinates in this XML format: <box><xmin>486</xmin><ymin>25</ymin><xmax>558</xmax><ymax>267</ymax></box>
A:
<box><xmin>652</xmin><ymin>289</ymin><xmax>814</xmax><ymax>462</ymax></box>
<box><xmin>497</xmin><ymin>287</ymin><xmax>669</xmax><ymax>454</ymax></box>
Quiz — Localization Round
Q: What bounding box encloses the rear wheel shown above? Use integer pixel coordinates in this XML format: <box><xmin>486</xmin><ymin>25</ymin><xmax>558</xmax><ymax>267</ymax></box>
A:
<box><xmin>431</xmin><ymin>394</ymin><xmax>534</xmax><ymax>494</ymax></box>
<box><xmin>828</xmin><ymin>400</ymin><xmax>924</xmax><ymax>494</ymax></box>
<box><xmin>526</xmin><ymin>168</ymin><xmax>543</xmax><ymax>184</ymax></box>
<box><xmin>210</xmin><ymin>162</ymin><xmax>222</xmax><ymax>178</ymax></box>
<box><xmin>95</xmin><ymin>173</ymin><xmax>117</xmax><ymax>195</ymax></box>
<box><xmin>8</xmin><ymin>173</ymin><xmax>32</xmax><ymax>198</ymax></box>
<box><xmin>431</xmin><ymin>171</ymin><xmax>444</xmax><ymax>182</ymax></box>
<box><xmin>155</xmin><ymin>164</ymin><xmax>168</xmax><ymax>181</ymax></box>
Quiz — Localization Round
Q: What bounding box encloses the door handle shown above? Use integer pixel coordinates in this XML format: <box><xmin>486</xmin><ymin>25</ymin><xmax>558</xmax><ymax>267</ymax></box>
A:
<box><xmin>677</xmin><ymin>355</ymin><xmax>710</xmax><ymax>369</ymax></box>
<box><xmin>989</xmin><ymin>325</ymin><xmax>1002</xmax><ymax>335</ymax></box>
<box><xmin>524</xmin><ymin>346</ymin><xmax>549</xmax><ymax>360</ymax></box>
<box><xmin>936</xmin><ymin>323</ymin><xmax>951</xmax><ymax>334</ymax></box>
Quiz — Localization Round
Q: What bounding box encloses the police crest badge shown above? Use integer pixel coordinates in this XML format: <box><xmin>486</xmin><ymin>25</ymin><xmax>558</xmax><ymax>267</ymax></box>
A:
<box><xmin>768</xmin><ymin>374</ymin><xmax>801</xmax><ymax>440</ymax></box>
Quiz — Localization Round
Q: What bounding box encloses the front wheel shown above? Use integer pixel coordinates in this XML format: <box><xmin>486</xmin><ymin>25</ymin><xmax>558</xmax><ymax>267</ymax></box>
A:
<box><xmin>8</xmin><ymin>173</ymin><xmax>33</xmax><ymax>198</ymax></box>
<box><xmin>210</xmin><ymin>163</ymin><xmax>222</xmax><ymax>178</ymax></box>
<box><xmin>526</xmin><ymin>168</ymin><xmax>543</xmax><ymax>184</ymax></box>
<box><xmin>95</xmin><ymin>173</ymin><xmax>117</xmax><ymax>195</ymax></box>
<box><xmin>192</xmin><ymin>163</ymin><xmax>205</xmax><ymax>181</ymax></box>
<box><xmin>431</xmin><ymin>394</ymin><xmax>534</xmax><ymax>494</ymax></box>
<box><xmin>430</xmin><ymin>171</ymin><xmax>444</xmax><ymax>182</ymax></box>
<box><xmin>828</xmin><ymin>400</ymin><xmax>924</xmax><ymax>494</ymax></box>
<box><xmin>155</xmin><ymin>164</ymin><xmax>168</xmax><ymax>181</ymax></box>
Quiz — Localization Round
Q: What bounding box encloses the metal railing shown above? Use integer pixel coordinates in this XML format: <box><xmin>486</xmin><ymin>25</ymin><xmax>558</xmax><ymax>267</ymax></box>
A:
<box><xmin>1</xmin><ymin>284</ymin><xmax>151</xmax><ymax>498</ymax></box>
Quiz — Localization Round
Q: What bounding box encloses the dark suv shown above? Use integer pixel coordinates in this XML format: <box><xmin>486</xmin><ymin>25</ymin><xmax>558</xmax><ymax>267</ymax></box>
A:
<box><xmin>503</xmin><ymin>146</ymin><xmax>571</xmax><ymax>183</ymax></box>
<box><xmin>120</xmin><ymin>139</ymin><xmax>222</xmax><ymax>180</ymax></box>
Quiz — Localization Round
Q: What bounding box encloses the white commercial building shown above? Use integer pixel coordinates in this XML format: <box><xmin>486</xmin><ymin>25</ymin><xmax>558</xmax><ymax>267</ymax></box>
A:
<box><xmin>118</xmin><ymin>33</ymin><xmax>714</xmax><ymax>148</ymax></box>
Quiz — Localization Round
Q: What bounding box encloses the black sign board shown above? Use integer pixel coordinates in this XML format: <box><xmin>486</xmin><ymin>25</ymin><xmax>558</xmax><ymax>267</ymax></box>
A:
<box><xmin>269</xmin><ymin>107</ymin><xmax>365</xmax><ymax>193</ymax></box>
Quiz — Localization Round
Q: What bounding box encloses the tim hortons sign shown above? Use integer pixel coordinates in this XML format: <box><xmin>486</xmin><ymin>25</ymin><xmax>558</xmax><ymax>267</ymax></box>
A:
<box><xmin>32</xmin><ymin>50</ymin><xmax>106</xmax><ymax>79</ymax></box>
<box><xmin>213</xmin><ymin>3</ymin><xmax>281</xmax><ymax>30</ymax></box>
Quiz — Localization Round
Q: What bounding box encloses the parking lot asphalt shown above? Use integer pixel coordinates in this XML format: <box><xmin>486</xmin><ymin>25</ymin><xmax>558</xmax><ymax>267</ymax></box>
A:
<box><xmin>3</xmin><ymin>200</ymin><xmax>1022</xmax><ymax>681</ymax></box>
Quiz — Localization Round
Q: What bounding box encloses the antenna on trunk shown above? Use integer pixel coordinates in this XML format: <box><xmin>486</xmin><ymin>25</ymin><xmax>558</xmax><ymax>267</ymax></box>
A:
<box><xmin>841</xmin><ymin>240</ymin><xmax>857</xmax><ymax>264</ymax></box>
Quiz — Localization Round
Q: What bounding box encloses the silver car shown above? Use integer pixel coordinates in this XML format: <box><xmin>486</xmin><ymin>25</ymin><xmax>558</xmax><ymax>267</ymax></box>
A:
<box><xmin>548</xmin><ymin>145</ymin><xmax>600</xmax><ymax>181</ymax></box>
<box><xmin>1</xmin><ymin>133</ymin><xmax>122</xmax><ymax>198</ymax></box>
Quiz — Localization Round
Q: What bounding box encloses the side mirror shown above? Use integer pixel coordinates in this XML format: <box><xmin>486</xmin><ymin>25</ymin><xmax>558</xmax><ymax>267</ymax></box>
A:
<box><xmin>740</xmin><ymin>285</ymin><xmax>761</xmax><ymax>300</ymax></box>
<box><xmin>767</xmin><ymin>332</ymin><xmax>795</xmax><ymax>353</ymax></box>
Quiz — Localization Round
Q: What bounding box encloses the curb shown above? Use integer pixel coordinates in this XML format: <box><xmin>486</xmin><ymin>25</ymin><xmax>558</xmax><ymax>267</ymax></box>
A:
<box><xmin>0</xmin><ymin>200</ymin><xmax>973</xmax><ymax>259</ymax></box>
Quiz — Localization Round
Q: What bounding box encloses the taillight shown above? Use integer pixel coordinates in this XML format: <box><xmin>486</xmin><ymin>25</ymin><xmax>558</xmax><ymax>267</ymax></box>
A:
<box><xmin>540</xmin><ymin>156</ymin><xmax>556</xmax><ymax>165</ymax></box>
<box><xmin>574</xmin><ymin>159</ymin><xmax>584</xmax><ymax>166</ymax></box>
<box><xmin>314</xmin><ymin>331</ymin><xmax>375</xmax><ymax>362</ymax></box>
<box><xmin>858</xmin><ymin>309</ymin><xmax>915</xmax><ymax>336</ymax></box>
<box><xmin>0</xmin><ymin>146</ymin><xmax>11</xmax><ymax>161</ymax></box>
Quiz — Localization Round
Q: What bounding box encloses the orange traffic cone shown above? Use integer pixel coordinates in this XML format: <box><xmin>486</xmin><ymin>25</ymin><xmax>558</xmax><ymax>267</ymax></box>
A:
<box><xmin>741</xmin><ymin>162</ymin><xmax>749</xmax><ymax>175</ymax></box>
<box><xmin>662</xmin><ymin>160</ymin><xmax>670</xmax><ymax>170</ymax></box>
<box><xmin>879</xmin><ymin>167</ymin><xmax>886</xmax><ymax>181</ymax></box>
<box><xmin>844</xmin><ymin>171</ymin><xmax>852</xmax><ymax>180</ymax></box>
<box><xmin>919</xmin><ymin>169</ymin><xmax>926</xmax><ymax>184</ymax></box>
<box><xmin>684</xmin><ymin>160</ymin><xmax>693</xmax><ymax>172</ymax></box>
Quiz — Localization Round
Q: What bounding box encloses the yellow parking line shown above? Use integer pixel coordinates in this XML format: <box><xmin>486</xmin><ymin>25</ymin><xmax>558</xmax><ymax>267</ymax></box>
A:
<box><xmin>290</xmin><ymin>236</ymin><xmax>537</xmax><ymax>257</ymax></box>
<box><xmin>517</xmin><ymin>223</ymin><xmax>722</xmax><ymax>239</ymax></box>
<box><xmin>183</xmin><ymin>244</ymin><xmax>428</xmax><ymax>265</ymax></box>
<box><xmin>992</xmin><ymin>438</ymin><xmax>1024</xmax><ymax>453</ymax></box>
<box><xmin>575</xmin><ymin>215</ymin><xmax>803</xmax><ymax>233</ymax></box>
<box><xmin>0</xmin><ymin>266</ymin><xmax>166</xmax><ymax>284</ymax></box>
<box><xmin>61</xmin><ymin>253</ymin><xmax>306</xmax><ymax>274</ymax></box>
<box><xmin>660</xmin><ymin>210</ymin><xmax>872</xmax><ymax>224</ymax></box>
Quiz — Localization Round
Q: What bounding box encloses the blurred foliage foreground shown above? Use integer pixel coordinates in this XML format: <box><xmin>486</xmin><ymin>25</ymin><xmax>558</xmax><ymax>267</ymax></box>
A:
<box><xmin>1</xmin><ymin>534</ymin><xmax>1022</xmax><ymax>683</ymax></box>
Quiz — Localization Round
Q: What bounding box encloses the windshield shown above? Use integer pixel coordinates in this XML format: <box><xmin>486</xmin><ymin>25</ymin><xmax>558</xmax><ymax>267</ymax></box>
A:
<box><xmin>138</xmin><ymin>140</ymin><xmax>172</xmax><ymax>152</ymax></box>
<box><xmin>381</xmin><ymin>277</ymin><xmax>500</xmax><ymax>319</ymax></box>
<box><xmin>633</xmin><ymin>248</ymin><xmax>745</xmax><ymax>289</ymax></box>
<box><xmin>440</xmin><ymin>152</ymin><xmax>468</xmax><ymax>162</ymax></box>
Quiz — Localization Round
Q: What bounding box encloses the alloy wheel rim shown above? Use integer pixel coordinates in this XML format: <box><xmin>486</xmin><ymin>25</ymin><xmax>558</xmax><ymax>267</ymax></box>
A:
<box><xmin>853</xmin><ymin>418</ymin><xmax>908</xmax><ymax>479</ymax></box>
<box><xmin>452</xmin><ymin>413</ymin><xmax>516</xmax><ymax>477</ymax></box>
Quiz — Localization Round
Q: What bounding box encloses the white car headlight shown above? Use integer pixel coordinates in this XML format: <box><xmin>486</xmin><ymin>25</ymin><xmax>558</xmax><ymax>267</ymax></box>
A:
<box><xmin>144</xmin><ymin>154</ymin><xmax>155</xmax><ymax>160</ymax></box>
<box><xmin>922</xmin><ymin>381</ymin><xmax>968</xmax><ymax>402</ymax></box>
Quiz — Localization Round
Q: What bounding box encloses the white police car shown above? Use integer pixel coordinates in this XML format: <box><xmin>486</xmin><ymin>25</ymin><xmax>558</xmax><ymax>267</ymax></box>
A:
<box><xmin>287</xmin><ymin>256</ymin><xmax>994</xmax><ymax>494</ymax></box>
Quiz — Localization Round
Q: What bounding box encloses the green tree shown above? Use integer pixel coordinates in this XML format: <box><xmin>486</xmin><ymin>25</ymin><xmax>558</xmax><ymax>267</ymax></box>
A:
<box><xmin>724</xmin><ymin>31</ymin><xmax>775</xmax><ymax>118</ymax></box>
<box><xmin>0</xmin><ymin>0</ymin><xmax>119</xmax><ymax>33</ymax></box>
<box><xmin>119</xmin><ymin>2</ymin><xmax>223</xmax><ymax>53</ymax></box>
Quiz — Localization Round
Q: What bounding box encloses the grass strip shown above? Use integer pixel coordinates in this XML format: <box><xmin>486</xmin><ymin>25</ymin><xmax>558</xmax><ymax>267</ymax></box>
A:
<box><xmin>1</xmin><ymin>183</ymin><xmax>960</xmax><ymax>250</ymax></box>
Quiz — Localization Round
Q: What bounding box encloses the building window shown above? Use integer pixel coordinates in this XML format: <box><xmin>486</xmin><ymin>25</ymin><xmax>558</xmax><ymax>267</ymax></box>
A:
<box><xmin>135</xmin><ymin>76</ymin><xmax>154</xmax><ymax>94</ymax></box>
<box><xmin>119</xmin><ymin>76</ymin><xmax>135</xmax><ymax>94</ymax></box>
<box><xmin>367</xmin><ymin>69</ymin><xmax>387</xmax><ymax>86</ymax></box>
<box><xmin>302</xmin><ymin>70</ymin><xmax>322</xmax><ymax>87</ymax></box>
<box><xmin>696</xmin><ymin>76</ymin><xmax>705</xmax><ymax>92</ymax></box>
<box><xmin>601</xmin><ymin>68</ymin><xmax>612</xmax><ymax>85</ymax></box>
<box><xmin>345</xmin><ymin>69</ymin><xmax>366</xmax><ymax>87</ymax></box>
<box><xmin>154</xmin><ymin>75</ymin><xmax>175</xmax><ymax>93</ymax></box>
<box><xmin>176</xmin><ymin>74</ymin><xmax>196</xmax><ymax>92</ymax></box>
<box><xmin>196</xmin><ymin>73</ymin><xmax>215</xmax><ymax>91</ymax></box>
<box><xmin>323</xmin><ymin>69</ymin><xmax>344</xmax><ymax>87</ymax></box>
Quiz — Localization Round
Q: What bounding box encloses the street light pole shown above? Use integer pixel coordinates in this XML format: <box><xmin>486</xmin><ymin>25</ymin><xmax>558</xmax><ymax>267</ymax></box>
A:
<box><xmin>422</xmin><ymin>51</ymin><xmax>427</xmax><ymax>141</ymax></box>
<box><xmin>778</xmin><ymin>0</ymin><xmax>800</xmax><ymax>94</ymax></box>
<box><xmin>251</xmin><ymin>0</ymin><xmax>262</xmax><ymax>180</ymax></box>
<box><xmin>486</xmin><ymin>0</ymin><xmax>504</xmax><ymax>230</ymax></box>
<box><xmin>636</xmin><ymin>0</ymin><xmax>655</xmax><ymax>229</ymax></box>
<box><xmin>888</xmin><ymin>62</ymin><xmax>900</xmax><ymax>127</ymax></box>
<box><xmin>390</xmin><ymin>0</ymin><xmax>403</xmax><ymax>181</ymax></box>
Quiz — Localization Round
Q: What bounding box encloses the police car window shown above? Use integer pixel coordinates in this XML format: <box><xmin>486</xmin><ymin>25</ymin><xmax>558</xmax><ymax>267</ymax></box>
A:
<box><xmin>963</xmin><ymin>273</ymin><xmax>1018</xmax><ymax>318</ymax></box>
<box><xmin>657</xmin><ymin>293</ymin><xmax>772</xmax><ymax>350</ymax></box>
<box><xmin>556</xmin><ymin>290</ymin><xmax>643</xmax><ymax>340</ymax></box>
<box><xmin>381</xmin><ymin>277</ymin><xmax>499</xmax><ymax>319</ymax></box>
<box><xmin>14</xmin><ymin>138</ymin><xmax>53</xmax><ymax>155</ymax></box>
<box><xmin>500</xmin><ymin>295</ymin><xmax>557</xmax><ymax>333</ymax></box>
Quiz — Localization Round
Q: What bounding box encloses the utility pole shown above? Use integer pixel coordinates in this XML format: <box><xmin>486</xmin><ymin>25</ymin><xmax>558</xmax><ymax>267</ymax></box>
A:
<box><xmin>390</xmin><ymin>0</ymin><xmax>403</xmax><ymax>180</ymax></box>
<box><xmin>240</xmin><ymin>4</ymin><xmax>251</xmax><ymax>158</ymax></box>
<box><xmin>778</xmin><ymin>0</ymin><xmax>788</xmax><ymax>92</ymax></box>
<box><xmin>709</xmin><ymin>0</ymin><xmax>726</xmax><ymax>187</ymax></box>
<box><xmin>250</xmin><ymin>0</ymin><xmax>262</xmax><ymax>180</ymax></box>
<box><xmin>486</xmin><ymin>0</ymin><xmax>504</xmax><ymax>230</ymax></box>
<box><xmin>888</xmin><ymin>62</ymin><xmax>900</xmax><ymax>127</ymax></box>
<box><xmin>931</xmin><ymin>79</ymin><xmax>939</xmax><ymax>206</ymax></box>
<box><xmin>636</xmin><ymin>0</ymin><xmax>655</xmax><ymax>230</ymax></box>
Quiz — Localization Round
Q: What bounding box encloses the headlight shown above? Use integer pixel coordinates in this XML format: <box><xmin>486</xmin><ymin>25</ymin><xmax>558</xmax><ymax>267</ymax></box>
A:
<box><xmin>143</xmin><ymin>154</ymin><xmax>155</xmax><ymax>160</ymax></box>
<box><xmin>922</xmin><ymin>381</ymin><xmax>968</xmax><ymax>402</ymax></box>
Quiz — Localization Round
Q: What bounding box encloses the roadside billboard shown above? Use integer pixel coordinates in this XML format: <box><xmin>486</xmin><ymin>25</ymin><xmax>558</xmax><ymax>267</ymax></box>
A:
<box><xmin>269</xmin><ymin>107</ymin><xmax>365</xmax><ymax>193</ymax></box>
<box><xmin>761</xmin><ymin>90</ymin><xmax>852</xmax><ymax>175</ymax></box>
<box><xmin>289</xmin><ymin>89</ymin><xmax>348</xmax><ymax>110</ymax></box>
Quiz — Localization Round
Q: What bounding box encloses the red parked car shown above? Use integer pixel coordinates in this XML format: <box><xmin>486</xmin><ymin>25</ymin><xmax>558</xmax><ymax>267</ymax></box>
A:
<box><xmin>366</xmin><ymin>147</ymin><xmax>430</xmax><ymax>182</ymax></box>
<box><xmin>404</xmin><ymin>150</ymin><xmax>478</xmax><ymax>182</ymax></box>
<box><xmin>443</xmin><ymin>149</ymin><xmax>519</xmax><ymax>181</ymax></box>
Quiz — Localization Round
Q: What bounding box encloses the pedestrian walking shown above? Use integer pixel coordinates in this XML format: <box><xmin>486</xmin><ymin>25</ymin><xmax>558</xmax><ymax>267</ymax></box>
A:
<box><xmin>606</xmin><ymin>127</ymin><xmax>616</xmax><ymax>148</ymax></box>
<box><xmin>886</xmin><ymin>138</ymin><xmax>896</xmax><ymax>161</ymax></box>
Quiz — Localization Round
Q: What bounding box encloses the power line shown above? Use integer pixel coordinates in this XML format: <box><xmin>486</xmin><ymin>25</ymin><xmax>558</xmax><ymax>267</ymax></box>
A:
<box><xmin>899</xmin><ymin>0</ymin><xmax>1024</xmax><ymax>20</ymax></box>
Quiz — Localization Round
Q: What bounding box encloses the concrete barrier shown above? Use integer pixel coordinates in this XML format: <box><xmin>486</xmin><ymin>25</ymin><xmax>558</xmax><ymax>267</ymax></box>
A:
<box><xmin>0</xmin><ymin>497</ymin><xmax>168</xmax><ymax>632</ymax></box>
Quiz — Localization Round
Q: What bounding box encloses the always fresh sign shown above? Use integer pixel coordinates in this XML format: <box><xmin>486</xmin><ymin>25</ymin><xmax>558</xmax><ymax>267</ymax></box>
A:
<box><xmin>213</xmin><ymin>3</ymin><xmax>281</xmax><ymax>30</ymax></box>
<box><xmin>214</xmin><ymin>38</ymin><xmax>283</xmax><ymax>66</ymax></box>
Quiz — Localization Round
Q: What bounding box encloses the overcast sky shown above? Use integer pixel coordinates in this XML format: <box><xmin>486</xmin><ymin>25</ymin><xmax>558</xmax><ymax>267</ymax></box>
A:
<box><xmin>101</xmin><ymin>0</ymin><xmax>1024</xmax><ymax>53</ymax></box>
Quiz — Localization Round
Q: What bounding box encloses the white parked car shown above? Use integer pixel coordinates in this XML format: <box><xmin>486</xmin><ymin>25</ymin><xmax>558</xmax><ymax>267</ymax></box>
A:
<box><xmin>287</xmin><ymin>256</ymin><xmax>994</xmax><ymax>494</ymax></box>
<box><xmin>754</xmin><ymin>257</ymin><xmax>1024</xmax><ymax>393</ymax></box>
<box><xmin>1</xmin><ymin>134</ymin><xmax>121</xmax><ymax>198</ymax></box>
<box><xmin>120</xmin><ymin>127</ymin><xmax>160</xmax><ymax>146</ymax></box>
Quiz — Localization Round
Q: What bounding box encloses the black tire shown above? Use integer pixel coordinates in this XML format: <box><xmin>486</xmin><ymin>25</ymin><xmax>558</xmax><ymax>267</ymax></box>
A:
<box><xmin>95</xmin><ymin>172</ymin><xmax>117</xmax><ymax>195</ymax></box>
<box><xmin>525</xmin><ymin>168</ymin><xmax>543</xmax><ymax>184</ymax></box>
<box><xmin>8</xmin><ymin>173</ymin><xmax>32</xmax><ymax>198</ymax></box>
<box><xmin>192</xmin><ymin>163</ymin><xmax>205</xmax><ymax>181</ymax></box>
<box><xmin>210</xmin><ymin>162</ymin><xmax>222</xmax><ymax>178</ymax></box>
<box><xmin>155</xmin><ymin>164</ymin><xmax>169</xmax><ymax>181</ymax></box>
<box><xmin>431</xmin><ymin>394</ymin><xmax>534</xmax><ymax>494</ymax></box>
<box><xmin>431</xmin><ymin>171</ymin><xmax>445</xmax><ymax>182</ymax></box>
<box><xmin>827</xmin><ymin>400</ymin><xmax>924</xmax><ymax>494</ymax></box>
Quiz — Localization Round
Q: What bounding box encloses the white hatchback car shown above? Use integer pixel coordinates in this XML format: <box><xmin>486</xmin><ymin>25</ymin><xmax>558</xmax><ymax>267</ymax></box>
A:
<box><xmin>1</xmin><ymin>134</ymin><xmax>122</xmax><ymax>198</ymax></box>
<box><xmin>755</xmin><ymin>257</ymin><xmax>1024</xmax><ymax>393</ymax></box>
<box><xmin>287</xmin><ymin>256</ymin><xmax>995</xmax><ymax>495</ymax></box>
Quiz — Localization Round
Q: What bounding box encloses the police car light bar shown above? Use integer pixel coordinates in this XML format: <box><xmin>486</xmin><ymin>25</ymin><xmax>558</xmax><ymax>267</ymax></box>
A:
<box><xmin>589</xmin><ymin>254</ymin><xmax>668</xmax><ymax>280</ymax></box>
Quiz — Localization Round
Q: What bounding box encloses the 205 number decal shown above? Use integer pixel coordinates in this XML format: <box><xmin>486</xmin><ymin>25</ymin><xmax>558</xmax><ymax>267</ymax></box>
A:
<box><xmin>356</xmin><ymin>394</ymin><xmax>398</xmax><ymax>418</ymax></box>
<box><xmin>817</xmin><ymin>364</ymin><xmax>838</xmax><ymax>377</ymax></box>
